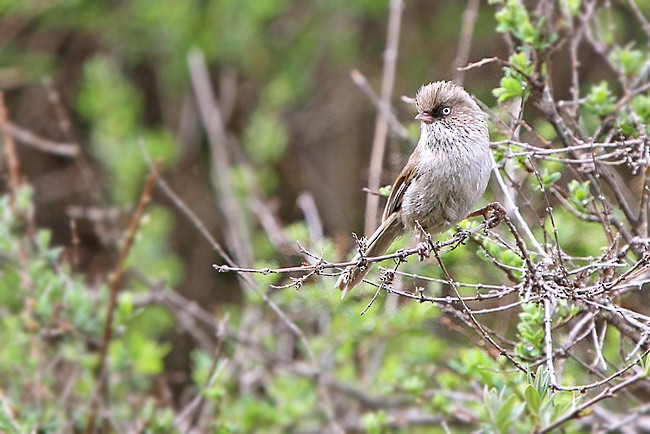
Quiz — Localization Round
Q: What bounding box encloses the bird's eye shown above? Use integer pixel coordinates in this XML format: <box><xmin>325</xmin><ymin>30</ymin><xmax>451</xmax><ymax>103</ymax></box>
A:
<box><xmin>440</xmin><ymin>106</ymin><xmax>452</xmax><ymax>116</ymax></box>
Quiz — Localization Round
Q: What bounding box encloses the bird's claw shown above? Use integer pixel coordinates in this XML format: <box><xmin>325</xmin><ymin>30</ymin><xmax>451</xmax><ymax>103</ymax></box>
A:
<box><xmin>468</xmin><ymin>202</ymin><xmax>506</xmax><ymax>229</ymax></box>
<box><xmin>417</xmin><ymin>241</ymin><xmax>431</xmax><ymax>260</ymax></box>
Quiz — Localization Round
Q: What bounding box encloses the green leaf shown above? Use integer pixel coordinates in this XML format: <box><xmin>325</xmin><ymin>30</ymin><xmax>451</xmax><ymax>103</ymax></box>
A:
<box><xmin>503</xmin><ymin>76</ymin><xmax>525</xmax><ymax>95</ymax></box>
<box><xmin>633</xmin><ymin>94</ymin><xmax>650</xmax><ymax>123</ymax></box>
<box><xmin>493</xmin><ymin>52</ymin><xmax>534</xmax><ymax>103</ymax></box>
<box><xmin>516</xmin><ymin>304</ymin><xmax>545</xmax><ymax>358</ymax></box>
<box><xmin>567</xmin><ymin>180</ymin><xmax>593</xmax><ymax>212</ymax></box>
<box><xmin>610</xmin><ymin>45</ymin><xmax>645</xmax><ymax>78</ymax></box>
<box><xmin>118</xmin><ymin>291</ymin><xmax>134</xmax><ymax>318</ymax></box>
<box><xmin>493</xmin><ymin>76</ymin><xmax>525</xmax><ymax>103</ymax></box>
<box><xmin>524</xmin><ymin>384</ymin><xmax>542</xmax><ymax>414</ymax></box>
<box><xmin>532</xmin><ymin>366</ymin><xmax>551</xmax><ymax>401</ymax></box>
<box><xmin>496</xmin><ymin>394</ymin><xmax>519</xmax><ymax>431</ymax></box>
<box><xmin>509</xmin><ymin>52</ymin><xmax>535</xmax><ymax>76</ymax></box>
<box><xmin>494</xmin><ymin>0</ymin><xmax>552</xmax><ymax>49</ymax></box>
<box><xmin>583</xmin><ymin>81</ymin><xmax>616</xmax><ymax>117</ymax></box>
<box><xmin>499</xmin><ymin>249</ymin><xmax>524</xmax><ymax>268</ymax></box>
<box><xmin>402</xmin><ymin>375</ymin><xmax>425</xmax><ymax>396</ymax></box>
<box><xmin>378</xmin><ymin>184</ymin><xmax>392</xmax><ymax>197</ymax></box>
<box><xmin>533</xmin><ymin>168</ymin><xmax>561</xmax><ymax>191</ymax></box>
<box><xmin>551</xmin><ymin>392</ymin><xmax>579</xmax><ymax>421</ymax></box>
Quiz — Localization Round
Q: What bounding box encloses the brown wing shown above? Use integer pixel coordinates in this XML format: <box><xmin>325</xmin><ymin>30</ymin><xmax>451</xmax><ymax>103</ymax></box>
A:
<box><xmin>381</xmin><ymin>161</ymin><xmax>416</xmax><ymax>222</ymax></box>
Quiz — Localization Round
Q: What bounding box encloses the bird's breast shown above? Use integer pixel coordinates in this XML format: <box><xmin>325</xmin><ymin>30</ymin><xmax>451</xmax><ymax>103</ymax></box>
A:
<box><xmin>400</xmin><ymin>138</ymin><xmax>491</xmax><ymax>234</ymax></box>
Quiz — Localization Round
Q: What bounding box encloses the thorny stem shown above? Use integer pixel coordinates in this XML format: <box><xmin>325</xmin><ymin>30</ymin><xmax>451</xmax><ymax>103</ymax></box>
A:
<box><xmin>214</xmin><ymin>213</ymin><xmax>498</xmax><ymax>277</ymax></box>
<box><xmin>429</xmin><ymin>235</ymin><xmax>530</xmax><ymax>375</ymax></box>
<box><xmin>539</xmin><ymin>372</ymin><xmax>647</xmax><ymax>434</ymax></box>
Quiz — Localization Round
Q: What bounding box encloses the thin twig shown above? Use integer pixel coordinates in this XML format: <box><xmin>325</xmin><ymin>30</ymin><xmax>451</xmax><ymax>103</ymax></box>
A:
<box><xmin>85</xmin><ymin>165</ymin><xmax>159</xmax><ymax>434</ymax></box>
<box><xmin>424</xmin><ymin>222</ymin><xmax>530</xmax><ymax>374</ymax></box>
<box><xmin>349</xmin><ymin>69</ymin><xmax>409</xmax><ymax>140</ymax></box>
<box><xmin>539</xmin><ymin>371</ymin><xmax>647</xmax><ymax>433</ymax></box>
<box><xmin>491</xmin><ymin>157</ymin><xmax>547</xmax><ymax>257</ymax></box>
<box><xmin>0</xmin><ymin>121</ymin><xmax>79</xmax><ymax>157</ymax></box>
<box><xmin>174</xmin><ymin>314</ymin><xmax>229</xmax><ymax>431</ymax></box>
<box><xmin>187</xmin><ymin>48</ymin><xmax>254</xmax><ymax>267</ymax></box>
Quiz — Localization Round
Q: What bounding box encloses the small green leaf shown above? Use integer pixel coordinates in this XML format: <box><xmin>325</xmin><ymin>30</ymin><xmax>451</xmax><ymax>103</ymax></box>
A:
<box><xmin>492</xmin><ymin>146</ymin><xmax>506</xmax><ymax>165</ymax></box>
<box><xmin>525</xmin><ymin>384</ymin><xmax>542</xmax><ymax>414</ymax></box>
<box><xmin>503</xmin><ymin>76</ymin><xmax>525</xmax><ymax>95</ymax></box>
<box><xmin>533</xmin><ymin>366</ymin><xmax>551</xmax><ymax>401</ymax></box>
<box><xmin>496</xmin><ymin>394</ymin><xmax>518</xmax><ymax>430</ymax></box>
<box><xmin>610</xmin><ymin>45</ymin><xmax>645</xmax><ymax>78</ymax></box>
<box><xmin>496</xmin><ymin>395</ymin><xmax>517</xmax><ymax>432</ymax></box>
<box><xmin>118</xmin><ymin>291</ymin><xmax>134</xmax><ymax>318</ymax></box>
<box><xmin>494</xmin><ymin>0</ymin><xmax>552</xmax><ymax>49</ymax></box>
<box><xmin>243</xmin><ymin>108</ymin><xmax>288</xmax><ymax>165</ymax></box>
<box><xmin>509</xmin><ymin>52</ymin><xmax>535</xmax><ymax>76</ymax></box>
<box><xmin>402</xmin><ymin>375</ymin><xmax>425</xmax><ymax>396</ymax></box>
<box><xmin>551</xmin><ymin>392</ymin><xmax>579</xmax><ymax>421</ymax></box>
<box><xmin>583</xmin><ymin>81</ymin><xmax>616</xmax><ymax>117</ymax></box>
<box><xmin>633</xmin><ymin>94</ymin><xmax>650</xmax><ymax>123</ymax></box>
<box><xmin>567</xmin><ymin>180</ymin><xmax>593</xmax><ymax>212</ymax></box>
<box><xmin>378</xmin><ymin>184</ymin><xmax>392</xmax><ymax>197</ymax></box>
<box><xmin>534</xmin><ymin>168</ymin><xmax>561</xmax><ymax>191</ymax></box>
<box><xmin>493</xmin><ymin>52</ymin><xmax>533</xmax><ymax>103</ymax></box>
<box><xmin>493</xmin><ymin>77</ymin><xmax>525</xmax><ymax>102</ymax></box>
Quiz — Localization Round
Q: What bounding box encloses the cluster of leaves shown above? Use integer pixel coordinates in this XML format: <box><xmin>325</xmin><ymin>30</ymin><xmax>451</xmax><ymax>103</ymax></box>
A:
<box><xmin>482</xmin><ymin>367</ymin><xmax>578</xmax><ymax>434</ymax></box>
<box><xmin>493</xmin><ymin>0</ymin><xmax>557</xmax><ymax>50</ymax></box>
<box><xmin>492</xmin><ymin>53</ymin><xmax>535</xmax><ymax>103</ymax></box>
<box><xmin>0</xmin><ymin>187</ymin><xmax>176</xmax><ymax>432</ymax></box>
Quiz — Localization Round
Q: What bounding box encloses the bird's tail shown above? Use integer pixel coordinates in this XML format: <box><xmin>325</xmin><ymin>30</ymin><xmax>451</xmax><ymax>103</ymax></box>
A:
<box><xmin>336</xmin><ymin>213</ymin><xmax>403</xmax><ymax>297</ymax></box>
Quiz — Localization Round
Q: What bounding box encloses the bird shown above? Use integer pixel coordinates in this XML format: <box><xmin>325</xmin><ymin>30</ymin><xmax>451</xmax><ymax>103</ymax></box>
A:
<box><xmin>336</xmin><ymin>81</ymin><xmax>492</xmax><ymax>297</ymax></box>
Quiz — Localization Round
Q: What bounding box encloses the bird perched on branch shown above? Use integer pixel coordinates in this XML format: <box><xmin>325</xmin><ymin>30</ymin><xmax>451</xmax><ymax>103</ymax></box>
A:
<box><xmin>336</xmin><ymin>81</ymin><xmax>492</xmax><ymax>297</ymax></box>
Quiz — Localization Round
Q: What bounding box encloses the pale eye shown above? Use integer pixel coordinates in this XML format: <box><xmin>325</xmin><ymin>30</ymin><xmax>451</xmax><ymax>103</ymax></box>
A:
<box><xmin>441</xmin><ymin>106</ymin><xmax>452</xmax><ymax>116</ymax></box>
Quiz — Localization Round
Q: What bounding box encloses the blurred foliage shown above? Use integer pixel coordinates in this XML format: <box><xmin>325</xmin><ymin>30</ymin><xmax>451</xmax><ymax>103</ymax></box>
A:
<box><xmin>1</xmin><ymin>0</ymin><xmax>650</xmax><ymax>433</ymax></box>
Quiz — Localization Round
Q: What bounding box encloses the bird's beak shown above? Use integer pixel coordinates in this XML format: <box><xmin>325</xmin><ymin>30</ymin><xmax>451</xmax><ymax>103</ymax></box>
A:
<box><xmin>415</xmin><ymin>112</ymin><xmax>435</xmax><ymax>123</ymax></box>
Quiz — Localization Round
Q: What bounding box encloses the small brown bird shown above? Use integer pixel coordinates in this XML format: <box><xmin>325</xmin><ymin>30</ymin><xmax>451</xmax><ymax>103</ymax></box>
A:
<box><xmin>336</xmin><ymin>81</ymin><xmax>492</xmax><ymax>296</ymax></box>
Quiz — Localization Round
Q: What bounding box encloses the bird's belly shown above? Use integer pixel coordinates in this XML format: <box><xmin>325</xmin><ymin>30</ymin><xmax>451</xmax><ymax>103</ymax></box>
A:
<box><xmin>400</xmin><ymin>151</ymin><xmax>489</xmax><ymax>234</ymax></box>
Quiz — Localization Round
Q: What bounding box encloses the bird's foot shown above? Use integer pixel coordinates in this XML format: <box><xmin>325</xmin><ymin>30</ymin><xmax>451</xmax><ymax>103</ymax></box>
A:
<box><xmin>416</xmin><ymin>241</ymin><xmax>431</xmax><ymax>261</ymax></box>
<box><xmin>468</xmin><ymin>202</ymin><xmax>506</xmax><ymax>229</ymax></box>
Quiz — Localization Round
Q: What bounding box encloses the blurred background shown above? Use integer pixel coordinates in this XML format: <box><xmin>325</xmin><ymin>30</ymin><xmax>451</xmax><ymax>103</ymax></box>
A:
<box><xmin>1</xmin><ymin>0</ymin><xmax>505</xmax><ymax>386</ymax></box>
<box><xmin>2</xmin><ymin>0</ymin><xmax>650</xmax><ymax>432</ymax></box>
<box><xmin>1</xmin><ymin>0</ymin><xmax>508</xmax><ymax>270</ymax></box>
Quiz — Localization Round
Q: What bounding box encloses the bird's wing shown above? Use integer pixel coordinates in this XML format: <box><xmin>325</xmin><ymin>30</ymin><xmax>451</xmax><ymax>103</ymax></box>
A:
<box><xmin>381</xmin><ymin>161</ymin><xmax>415</xmax><ymax>221</ymax></box>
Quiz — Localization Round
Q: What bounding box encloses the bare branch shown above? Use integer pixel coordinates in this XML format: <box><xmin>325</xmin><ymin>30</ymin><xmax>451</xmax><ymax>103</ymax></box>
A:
<box><xmin>364</xmin><ymin>0</ymin><xmax>404</xmax><ymax>236</ymax></box>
